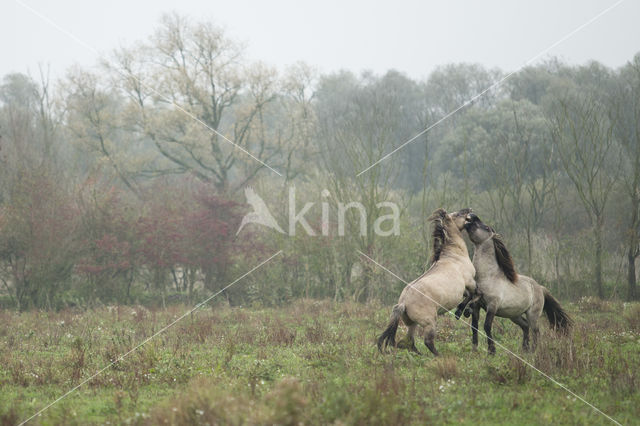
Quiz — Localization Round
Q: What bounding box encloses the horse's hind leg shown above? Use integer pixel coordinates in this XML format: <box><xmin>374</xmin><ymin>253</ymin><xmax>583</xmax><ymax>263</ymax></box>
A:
<box><xmin>423</xmin><ymin>318</ymin><xmax>439</xmax><ymax>356</ymax></box>
<box><xmin>510</xmin><ymin>315</ymin><xmax>530</xmax><ymax>351</ymax></box>
<box><xmin>424</xmin><ymin>328</ymin><xmax>438</xmax><ymax>356</ymax></box>
<box><xmin>530</xmin><ymin>320</ymin><xmax>540</xmax><ymax>352</ymax></box>
<box><xmin>526</xmin><ymin>312</ymin><xmax>541</xmax><ymax>352</ymax></box>
<box><xmin>396</xmin><ymin>324</ymin><xmax>420</xmax><ymax>353</ymax></box>
<box><xmin>526</xmin><ymin>298</ymin><xmax>544</xmax><ymax>352</ymax></box>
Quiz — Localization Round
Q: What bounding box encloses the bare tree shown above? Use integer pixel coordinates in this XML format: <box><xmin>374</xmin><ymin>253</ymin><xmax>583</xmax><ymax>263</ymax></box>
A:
<box><xmin>108</xmin><ymin>13</ymin><xmax>284</xmax><ymax>192</ymax></box>
<box><xmin>549</xmin><ymin>86</ymin><xmax>618</xmax><ymax>298</ymax></box>
<box><xmin>611</xmin><ymin>53</ymin><xmax>640</xmax><ymax>300</ymax></box>
<box><xmin>491</xmin><ymin>100</ymin><xmax>557</xmax><ymax>274</ymax></box>
<box><xmin>63</xmin><ymin>69</ymin><xmax>138</xmax><ymax>193</ymax></box>
<box><xmin>316</xmin><ymin>71</ymin><xmax>410</xmax><ymax>301</ymax></box>
<box><xmin>279</xmin><ymin>62</ymin><xmax>319</xmax><ymax>182</ymax></box>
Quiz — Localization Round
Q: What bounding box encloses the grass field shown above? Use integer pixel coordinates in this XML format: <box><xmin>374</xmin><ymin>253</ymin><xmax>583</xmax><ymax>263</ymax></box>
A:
<box><xmin>1</xmin><ymin>298</ymin><xmax>639</xmax><ymax>425</ymax></box>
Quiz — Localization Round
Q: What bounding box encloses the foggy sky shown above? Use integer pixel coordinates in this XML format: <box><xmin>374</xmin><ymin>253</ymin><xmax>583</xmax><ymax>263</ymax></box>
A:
<box><xmin>2</xmin><ymin>0</ymin><xmax>639</xmax><ymax>81</ymax></box>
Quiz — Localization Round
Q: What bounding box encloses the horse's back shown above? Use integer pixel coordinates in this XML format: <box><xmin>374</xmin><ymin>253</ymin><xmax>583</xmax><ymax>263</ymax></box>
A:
<box><xmin>490</xmin><ymin>274</ymin><xmax>541</xmax><ymax>317</ymax></box>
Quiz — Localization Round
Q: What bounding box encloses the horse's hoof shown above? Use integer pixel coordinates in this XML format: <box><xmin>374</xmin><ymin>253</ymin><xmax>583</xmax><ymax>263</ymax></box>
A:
<box><xmin>397</xmin><ymin>338</ymin><xmax>417</xmax><ymax>352</ymax></box>
<box><xmin>454</xmin><ymin>309</ymin><xmax>462</xmax><ymax>320</ymax></box>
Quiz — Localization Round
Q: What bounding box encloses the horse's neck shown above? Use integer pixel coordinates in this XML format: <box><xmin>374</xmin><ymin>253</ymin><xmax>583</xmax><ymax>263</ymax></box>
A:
<box><xmin>472</xmin><ymin>240</ymin><xmax>498</xmax><ymax>274</ymax></box>
<box><xmin>442</xmin><ymin>231</ymin><xmax>469</xmax><ymax>260</ymax></box>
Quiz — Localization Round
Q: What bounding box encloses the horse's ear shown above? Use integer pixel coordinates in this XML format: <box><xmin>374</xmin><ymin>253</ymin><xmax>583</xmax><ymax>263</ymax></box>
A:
<box><xmin>493</xmin><ymin>235</ymin><xmax>518</xmax><ymax>283</ymax></box>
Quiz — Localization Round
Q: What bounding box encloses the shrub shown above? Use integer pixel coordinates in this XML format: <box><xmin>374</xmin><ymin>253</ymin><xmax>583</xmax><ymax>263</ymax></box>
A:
<box><xmin>265</xmin><ymin>377</ymin><xmax>308</xmax><ymax>425</ymax></box>
<box><xmin>623</xmin><ymin>303</ymin><xmax>640</xmax><ymax>330</ymax></box>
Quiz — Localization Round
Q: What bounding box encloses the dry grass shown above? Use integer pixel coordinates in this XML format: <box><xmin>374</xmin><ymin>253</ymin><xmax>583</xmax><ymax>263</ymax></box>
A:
<box><xmin>0</xmin><ymin>299</ymin><xmax>638</xmax><ymax>425</ymax></box>
<box><xmin>433</xmin><ymin>356</ymin><xmax>458</xmax><ymax>380</ymax></box>
<box><xmin>624</xmin><ymin>303</ymin><xmax>640</xmax><ymax>330</ymax></box>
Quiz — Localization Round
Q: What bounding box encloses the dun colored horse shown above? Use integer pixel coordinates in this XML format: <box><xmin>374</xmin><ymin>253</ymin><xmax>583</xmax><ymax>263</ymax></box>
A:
<box><xmin>377</xmin><ymin>208</ymin><xmax>476</xmax><ymax>356</ymax></box>
<box><xmin>457</xmin><ymin>213</ymin><xmax>572</xmax><ymax>354</ymax></box>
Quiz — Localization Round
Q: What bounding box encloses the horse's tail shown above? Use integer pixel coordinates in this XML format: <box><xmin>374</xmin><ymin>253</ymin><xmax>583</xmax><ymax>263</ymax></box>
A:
<box><xmin>377</xmin><ymin>303</ymin><xmax>405</xmax><ymax>352</ymax></box>
<box><xmin>542</xmin><ymin>288</ymin><xmax>572</xmax><ymax>333</ymax></box>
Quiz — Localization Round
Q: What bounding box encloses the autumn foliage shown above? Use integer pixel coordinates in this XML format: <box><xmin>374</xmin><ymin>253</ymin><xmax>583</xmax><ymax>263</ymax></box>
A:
<box><xmin>0</xmin><ymin>171</ymin><xmax>251</xmax><ymax>309</ymax></box>
<box><xmin>0</xmin><ymin>170</ymin><xmax>81</xmax><ymax>309</ymax></box>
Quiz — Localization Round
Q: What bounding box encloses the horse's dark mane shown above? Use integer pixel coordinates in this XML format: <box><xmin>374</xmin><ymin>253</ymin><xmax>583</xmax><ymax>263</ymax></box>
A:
<box><xmin>428</xmin><ymin>208</ymin><xmax>449</xmax><ymax>264</ymax></box>
<box><xmin>492</xmin><ymin>234</ymin><xmax>518</xmax><ymax>283</ymax></box>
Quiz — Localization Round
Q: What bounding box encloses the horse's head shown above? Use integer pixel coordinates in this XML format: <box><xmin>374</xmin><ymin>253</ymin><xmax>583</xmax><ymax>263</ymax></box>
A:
<box><xmin>463</xmin><ymin>213</ymin><xmax>494</xmax><ymax>244</ymax></box>
<box><xmin>428</xmin><ymin>208</ymin><xmax>472</xmax><ymax>263</ymax></box>
<box><xmin>451</xmin><ymin>208</ymin><xmax>473</xmax><ymax>231</ymax></box>
<box><xmin>464</xmin><ymin>213</ymin><xmax>517</xmax><ymax>283</ymax></box>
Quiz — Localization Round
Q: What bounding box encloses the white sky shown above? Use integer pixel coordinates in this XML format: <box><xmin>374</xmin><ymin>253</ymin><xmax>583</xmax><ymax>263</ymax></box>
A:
<box><xmin>2</xmin><ymin>0</ymin><xmax>639</xmax><ymax>82</ymax></box>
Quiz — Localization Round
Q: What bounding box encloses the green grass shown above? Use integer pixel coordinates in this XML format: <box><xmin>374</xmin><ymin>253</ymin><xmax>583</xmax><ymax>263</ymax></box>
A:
<box><xmin>1</xmin><ymin>299</ymin><xmax>639</xmax><ymax>425</ymax></box>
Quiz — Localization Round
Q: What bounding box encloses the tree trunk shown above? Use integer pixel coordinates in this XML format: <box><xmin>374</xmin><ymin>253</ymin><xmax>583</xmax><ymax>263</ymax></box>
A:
<box><xmin>554</xmin><ymin>249</ymin><xmax>560</xmax><ymax>295</ymax></box>
<box><xmin>526</xmin><ymin>226</ymin><xmax>532</xmax><ymax>275</ymax></box>
<box><xmin>627</xmin><ymin>192</ymin><xmax>639</xmax><ymax>301</ymax></box>
<box><xmin>188</xmin><ymin>270</ymin><xmax>195</xmax><ymax>303</ymax></box>
<box><xmin>126</xmin><ymin>270</ymin><xmax>134</xmax><ymax>304</ymax></box>
<box><xmin>171</xmin><ymin>267</ymin><xmax>180</xmax><ymax>292</ymax></box>
<box><xmin>594</xmin><ymin>215</ymin><xmax>604</xmax><ymax>298</ymax></box>
<box><xmin>628</xmin><ymin>249</ymin><xmax>637</xmax><ymax>301</ymax></box>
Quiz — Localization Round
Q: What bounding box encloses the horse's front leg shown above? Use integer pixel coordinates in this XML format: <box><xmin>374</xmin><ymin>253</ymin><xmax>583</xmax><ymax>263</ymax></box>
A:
<box><xmin>484</xmin><ymin>308</ymin><xmax>497</xmax><ymax>355</ymax></box>
<box><xmin>455</xmin><ymin>291</ymin><xmax>474</xmax><ymax>320</ymax></box>
<box><xmin>464</xmin><ymin>293</ymin><xmax>482</xmax><ymax>318</ymax></box>
<box><xmin>471</xmin><ymin>303</ymin><xmax>480</xmax><ymax>349</ymax></box>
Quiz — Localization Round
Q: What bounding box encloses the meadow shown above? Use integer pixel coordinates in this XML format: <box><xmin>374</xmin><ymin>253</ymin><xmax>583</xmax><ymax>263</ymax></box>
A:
<box><xmin>1</xmin><ymin>298</ymin><xmax>639</xmax><ymax>425</ymax></box>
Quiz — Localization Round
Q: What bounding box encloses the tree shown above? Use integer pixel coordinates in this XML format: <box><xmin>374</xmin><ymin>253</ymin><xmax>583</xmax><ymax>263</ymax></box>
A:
<box><xmin>441</xmin><ymin>99</ymin><xmax>556</xmax><ymax>274</ymax></box>
<box><xmin>76</xmin><ymin>185</ymin><xmax>140</xmax><ymax>303</ymax></box>
<box><xmin>424</xmin><ymin>63</ymin><xmax>503</xmax><ymax>193</ymax></box>
<box><xmin>424</xmin><ymin>63</ymin><xmax>503</xmax><ymax>116</ymax></box>
<box><xmin>611</xmin><ymin>53</ymin><xmax>640</xmax><ymax>300</ymax></box>
<box><xmin>506</xmin><ymin>59</ymin><xmax>569</xmax><ymax>106</ymax></box>
<box><xmin>108</xmin><ymin>13</ymin><xmax>284</xmax><ymax>192</ymax></box>
<box><xmin>487</xmin><ymin>100</ymin><xmax>556</xmax><ymax>274</ymax></box>
<box><xmin>0</xmin><ymin>72</ymin><xmax>77</xmax><ymax>309</ymax></box>
<box><xmin>0</xmin><ymin>170</ymin><xmax>80</xmax><ymax>309</ymax></box>
<box><xmin>180</xmin><ymin>186</ymin><xmax>246</xmax><ymax>299</ymax></box>
<box><xmin>63</xmin><ymin>69</ymin><xmax>139</xmax><ymax>193</ymax></box>
<box><xmin>279</xmin><ymin>62</ymin><xmax>319</xmax><ymax>182</ymax></box>
<box><xmin>0</xmin><ymin>71</ymin><xmax>62</xmax><ymax>201</ymax></box>
<box><xmin>315</xmin><ymin>71</ymin><xmax>410</xmax><ymax>301</ymax></box>
<box><xmin>548</xmin><ymin>66</ymin><xmax>618</xmax><ymax>297</ymax></box>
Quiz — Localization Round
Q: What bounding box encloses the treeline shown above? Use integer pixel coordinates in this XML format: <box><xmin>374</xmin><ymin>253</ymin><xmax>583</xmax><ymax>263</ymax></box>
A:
<box><xmin>1</xmin><ymin>13</ymin><xmax>639</xmax><ymax>309</ymax></box>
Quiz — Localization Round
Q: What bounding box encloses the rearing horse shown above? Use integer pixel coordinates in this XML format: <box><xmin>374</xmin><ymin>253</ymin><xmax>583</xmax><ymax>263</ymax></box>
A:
<box><xmin>458</xmin><ymin>213</ymin><xmax>572</xmax><ymax>354</ymax></box>
<box><xmin>377</xmin><ymin>208</ymin><xmax>476</xmax><ymax>356</ymax></box>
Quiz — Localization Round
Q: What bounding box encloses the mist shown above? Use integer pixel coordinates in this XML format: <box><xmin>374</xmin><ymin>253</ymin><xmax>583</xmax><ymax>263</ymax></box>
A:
<box><xmin>2</xmin><ymin>3</ymin><xmax>640</xmax><ymax>424</ymax></box>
